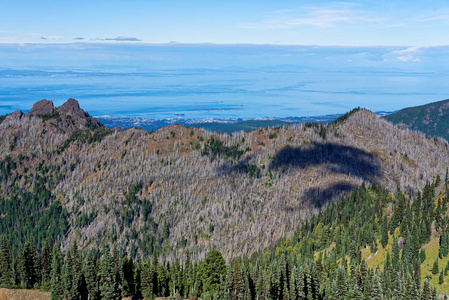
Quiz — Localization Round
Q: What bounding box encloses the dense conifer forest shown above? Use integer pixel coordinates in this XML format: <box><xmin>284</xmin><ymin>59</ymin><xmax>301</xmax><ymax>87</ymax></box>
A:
<box><xmin>1</xmin><ymin>180</ymin><xmax>449</xmax><ymax>299</ymax></box>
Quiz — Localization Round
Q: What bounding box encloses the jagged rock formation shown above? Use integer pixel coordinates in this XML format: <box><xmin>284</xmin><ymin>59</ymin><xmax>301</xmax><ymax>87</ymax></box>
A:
<box><xmin>1</xmin><ymin>100</ymin><xmax>448</xmax><ymax>262</ymax></box>
<box><xmin>26</xmin><ymin>99</ymin><xmax>54</xmax><ymax>116</ymax></box>
<box><xmin>56</xmin><ymin>98</ymin><xmax>102</xmax><ymax>133</ymax></box>
<box><xmin>57</xmin><ymin>98</ymin><xmax>85</xmax><ymax>117</ymax></box>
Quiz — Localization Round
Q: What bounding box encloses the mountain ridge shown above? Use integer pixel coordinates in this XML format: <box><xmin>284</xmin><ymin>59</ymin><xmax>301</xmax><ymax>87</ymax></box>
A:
<box><xmin>383</xmin><ymin>98</ymin><xmax>449</xmax><ymax>141</ymax></box>
<box><xmin>1</xmin><ymin>99</ymin><xmax>448</xmax><ymax>262</ymax></box>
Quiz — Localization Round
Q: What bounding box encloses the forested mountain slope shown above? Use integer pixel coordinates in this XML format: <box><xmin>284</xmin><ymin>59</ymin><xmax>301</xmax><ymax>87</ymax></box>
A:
<box><xmin>3</xmin><ymin>179</ymin><xmax>449</xmax><ymax>299</ymax></box>
<box><xmin>383</xmin><ymin>98</ymin><xmax>449</xmax><ymax>141</ymax></box>
<box><xmin>1</xmin><ymin>101</ymin><xmax>448</xmax><ymax>263</ymax></box>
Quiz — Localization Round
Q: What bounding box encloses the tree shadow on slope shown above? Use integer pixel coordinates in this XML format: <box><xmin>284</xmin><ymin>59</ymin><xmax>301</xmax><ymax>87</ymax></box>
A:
<box><xmin>216</xmin><ymin>142</ymin><xmax>381</xmax><ymax>207</ymax></box>
<box><xmin>304</xmin><ymin>182</ymin><xmax>357</xmax><ymax>208</ymax></box>
<box><xmin>269</xmin><ymin>142</ymin><xmax>380</xmax><ymax>182</ymax></box>
<box><xmin>270</xmin><ymin>142</ymin><xmax>381</xmax><ymax>206</ymax></box>
<box><xmin>216</xmin><ymin>154</ymin><xmax>261</xmax><ymax>177</ymax></box>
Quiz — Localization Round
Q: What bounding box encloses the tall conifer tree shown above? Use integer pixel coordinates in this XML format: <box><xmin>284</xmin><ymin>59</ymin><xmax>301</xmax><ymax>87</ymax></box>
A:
<box><xmin>0</xmin><ymin>236</ymin><xmax>12</xmax><ymax>286</ymax></box>
<box><xmin>50</xmin><ymin>246</ymin><xmax>64</xmax><ymax>300</ymax></box>
<box><xmin>99</xmin><ymin>250</ymin><xmax>120</xmax><ymax>300</ymax></box>
<box><xmin>22</xmin><ymin>241</ymin><xmax>38</xmax><ymax>289</ymax></box>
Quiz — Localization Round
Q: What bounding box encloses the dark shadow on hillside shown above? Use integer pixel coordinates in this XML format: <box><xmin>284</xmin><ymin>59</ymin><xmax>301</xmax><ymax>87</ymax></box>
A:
<box><xmin>304</xmin><ymin>182</ymin><xmax>356</xmax><ymax>208</ymax></box>
<box><xmin>214</xmin><ymin>142</ymin><xmax>380</xmax><ymax>206</ymax></box>
<box><xmin>269</xmin><ymin>142</ymin><xmax>380</xmax><ymax>182</ymax></box>
<box><xmin>216</xmin><ymin>154</ymin><xmax>258</xmax><ymax>177</ymax></box>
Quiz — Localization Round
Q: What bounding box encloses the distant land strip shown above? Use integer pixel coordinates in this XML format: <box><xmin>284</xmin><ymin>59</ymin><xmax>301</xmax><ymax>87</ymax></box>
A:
<box><xmin>96</xmin><ymin>111</ymin><xmax>393</xmax><ymax>134</ymax></box>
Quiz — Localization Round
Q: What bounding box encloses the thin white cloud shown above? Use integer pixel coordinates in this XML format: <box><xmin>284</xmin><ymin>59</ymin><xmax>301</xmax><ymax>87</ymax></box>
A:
<box><xmin>99</xmin><ymin>36</ymin><xmax>142</xmax><ymax>42</ymax></box>
<box><xmin>391</xmin><ymin>46</ymin><xmax>420</xmax><ymax>54</ymax></box>
<box><xmin>386</xmin><ymin>47</ymin><xmax>422</xmax><ymax>62</ymax></box>
<box><xmin>40</xmin><ymin>36</ymin><xmax>64</xmax><ymax>40</ymax></box>
<box><xmin>239</xmin><ymin>3</ymin><xmax>385</xmax><ymax>30</ymax></box>
<box><xmin>417</xmin><ymin>9</ymin><xmax>449</xmax><ymax>22</ymax></box>
<box><xmin>397</xmin><ymin>54</ymin><xmax>420</xmax><ymax>62</ymax></box>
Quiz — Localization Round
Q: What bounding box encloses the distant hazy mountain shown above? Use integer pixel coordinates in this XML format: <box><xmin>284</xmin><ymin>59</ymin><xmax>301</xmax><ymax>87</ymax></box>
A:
<box><xmin>383</xmin><ymin>98</ymin><xmax>449</xmax><ymax>140</ymax></box>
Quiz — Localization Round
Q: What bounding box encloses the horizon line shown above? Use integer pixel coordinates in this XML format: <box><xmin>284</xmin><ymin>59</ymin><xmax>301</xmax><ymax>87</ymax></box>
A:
<box><xmin>1</xmin><ymin>41</ymin><xmax>449</xmax><ymax>49</ymax></box>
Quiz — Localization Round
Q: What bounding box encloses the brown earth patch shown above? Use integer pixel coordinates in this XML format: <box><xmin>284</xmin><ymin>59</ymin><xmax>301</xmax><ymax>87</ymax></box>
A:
<box><xmin>0</xmin><ymin>288</ymin><xmax>50</xmax><ymax>300</ymax></box>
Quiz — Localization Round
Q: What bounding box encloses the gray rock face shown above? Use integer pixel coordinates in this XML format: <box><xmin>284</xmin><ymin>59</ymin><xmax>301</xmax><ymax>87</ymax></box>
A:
<box><xmin>8</xmin><ymin>110</ymin><xmax>24</xmax><ymax>120</ymax></box>
<box><xmin>57</xmin><ymin>98</ymin><xmax>87</xmax><ymax>118</ymax></box>
<box><xmin>56</xmin><ymin>98</ymin><xmax>102</xmax><ymax>132</ymax></box>
<box><xmin>26</xmin><ymin>99</ymin><xmax>54</xmax><ymax>116</ymax></box>
<box><xmin>21</xmin><ymin>98</ymin><xmax>103</xmax><ymax>134</ymax></box>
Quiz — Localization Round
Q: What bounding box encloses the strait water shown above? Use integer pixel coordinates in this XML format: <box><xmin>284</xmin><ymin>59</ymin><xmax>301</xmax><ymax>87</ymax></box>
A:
<box><xmin>0</xmin><ymin>67</ymin><xmax>448</xmax><ymax>119</ymax></box>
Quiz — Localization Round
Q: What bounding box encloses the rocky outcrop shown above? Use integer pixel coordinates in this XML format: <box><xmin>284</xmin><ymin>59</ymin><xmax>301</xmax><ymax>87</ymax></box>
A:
<box><xmin>26</xmin><ymin>99</ymin><xmax>54</xmax><ymax>116</ymax></box>
<box><xmin>57</xmin><ymin>98</ymin><xmax>88</xmax><ymax>118</ymax></box>
<box><xmin>15</xmin><ymin>98</ymin><xmax>104</xmax><ymax>134</ymax></box>
<box><xmin>6</xmin><ymin>110</ymin><xmax>24</xmax><ymax>121</ymax></box>
<box><xmin>56</xmin><ymin>98</ymin><xmax>102</xmax><ymax>131</ymax></box>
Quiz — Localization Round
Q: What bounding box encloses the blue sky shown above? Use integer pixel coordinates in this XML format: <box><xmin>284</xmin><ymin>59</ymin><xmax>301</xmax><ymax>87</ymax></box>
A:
<box><xmin>1</xmin><ymin>0</ymin><xmax>449</xmax><ymax>46</ymax></box>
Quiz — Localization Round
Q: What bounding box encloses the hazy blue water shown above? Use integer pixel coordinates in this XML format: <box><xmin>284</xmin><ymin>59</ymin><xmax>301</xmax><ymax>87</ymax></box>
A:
<box><xmin>1</xmin><ymin>68</ymin><xmax>448</xmax><ymax>119</ymax></box>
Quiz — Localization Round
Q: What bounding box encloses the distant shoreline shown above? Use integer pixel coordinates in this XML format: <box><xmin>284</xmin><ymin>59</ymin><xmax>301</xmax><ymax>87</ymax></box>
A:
<box><xmin>96</xmin><ymin>111</ymin><xmax>393</xmax><ymax>134</ymax></box>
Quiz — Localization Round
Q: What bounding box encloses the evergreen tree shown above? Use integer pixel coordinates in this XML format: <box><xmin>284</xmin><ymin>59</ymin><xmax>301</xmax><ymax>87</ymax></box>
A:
<box><xmin>445</xmin><ymin>260</ymin><xmax>449</xmax><ymax>276</ymax></box>
<box><xmin>99</xmin><ymin>250</ymin><xmax>121</xmax><ymax>300</ymax></box>
<box><xmin>380</xmin><ymin>216</ymin><xmax>389</xmax><ymax>248</ymax></box>
<box><xmin>62</xmin><ymin>250</ymin><xmax>79</xmax><ymax>300</ymax></box>
<box><xmin>85</xmin><ymin>251</ymin><xmax>99</xmax><ymax>300</ymax></box>
<box><xmin>201</xmin><ymin>249</ymin><xmax>226</xmax><ymax>294</ymax></box>
<box><xmin>370</xmin><ymin>271</ymin><xmax>383</xmax><ymax>300</ymax></box>
<box><xmin>111</xmin><ymin>245</ymin><xmax>123</xmax><ymax>296</ymax></box>
<box><xmin>297</xmin><ymin>267</ymin><xmax>306</xmax><ymax>300</ymax></box>
<box><xmin>232</xmin><ymin>261</ymin><xmax>242</xmax><ymax>300</ymax></box>
<box><xmin>122</xmin><ymin>255</ymin><xmax>135</xmax><ymax>295</ymax></box>
<box><xmin>151</xmin><ymin>251</ymin><xmax>159</xmax><ymax>296</ymax></box>
<box><xmin>440</xmin><ymin>268</ymin><xmax>444</xmax><ymax>285</ymax></box>
<box><xmin>392</xmin><ymin>237</ymin><xmax>400</xmax><ymax>270</ymax></box>
<box><xmin>39</xmin><ymin>240</ymin><xmax>52</xmax><ymax>291</ymax></box>
<box><xmin>0</xmin><ymin>236</ymin><xmax>12</xmax><ymax>286</ymax></box>
<box><xmin>183</xmin><ymin>251</ymin><xmax>192</xmax><ymax>298</ymax></box>
<box><xmin>50</xmin><ymin>246</ymin><xmax>64</xmax><ymax>300</ymax></box>
<box><xmin>432</xmin><ymin>257</ymin><xmax>439</xmax><ymax>275</ymax></box>
<box><xmin>440</xmin><ymin>230</ymin><xmax>449</xmax><ymax>258</ymax></box>
<box><xmin>405</xmin><ymin>274</ymin><xmax>419</xmax><ymax>300</ymax></box>
<box><xmin>393</xmin><ymin>272</ymin><xmax>403</xmax><ymax>300</ymax></box>
<box><xmin>134</xmin><ymin>256</ymin><xmax>142</xmax><ymax>298</ymax></box>
<box><xmin>422</xmin><ymin>277</ymin><xmax>431</xmax><ymax>300</ymax></box>
<box><xmin>171</xmin><ymin>257</ymin><xmax>181</xmax><ymax>296</ymax></box>
<box><xmin>432</xmin><ymin>287</ymin><xmax>438</xmax><ymax>300</ymax></box>
<box><xmin>414</xmin><ymin>260</ymin><xmax>421</xmax><ymax>289</ymax></box>
<box><xmin>419</xmin><ymin>248</ymin><xmax>426</xmax><ymax>264</ymax></box>
<box><xmin>142</xmin><ymin>253</ymin><xmax>159</xmax><ymax>299</ymax></box>
<box><xmin>402</xmin><ymin>234</ymin><xmax>413</xmax><ymax>264</ymax></box>
<box><xmin>13</xmin><ymin>252</ymin><xmax>24</xmax><ymax>287</ymax></box>
<box><xmin>22</xmin><ymin>241</ymin><xmax>38</xmax><ymax>289</ymax></box>
<box><xmin>141</xmin><ymin>259</ymin><xmax>153</xmax><ymax>299</ymax></box>
<box><xmin>71</xmin><ymin>241</ymin><xmax>82</xmax><ymax>295</ymax></box>
<box><xmin>224</xmin><ymin>265</ymin><xmax>233</xmax><ymax>299</ymax></box>
<box><xmin>335</xmin><ymin>265</ymin><xmax>347</xmax><ymax>298</ymax></box>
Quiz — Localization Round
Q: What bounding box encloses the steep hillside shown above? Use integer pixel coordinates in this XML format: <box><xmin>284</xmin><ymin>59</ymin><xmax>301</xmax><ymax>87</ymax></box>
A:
<box><xmin>1</xmin><ymin>100</ymin><xmax>449</xmax><ymax>262</ymax></box>
<box><xmin>383</xmin><ymin>98</ymin><xmax>449</xmax><ymax>141</ymax></box>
